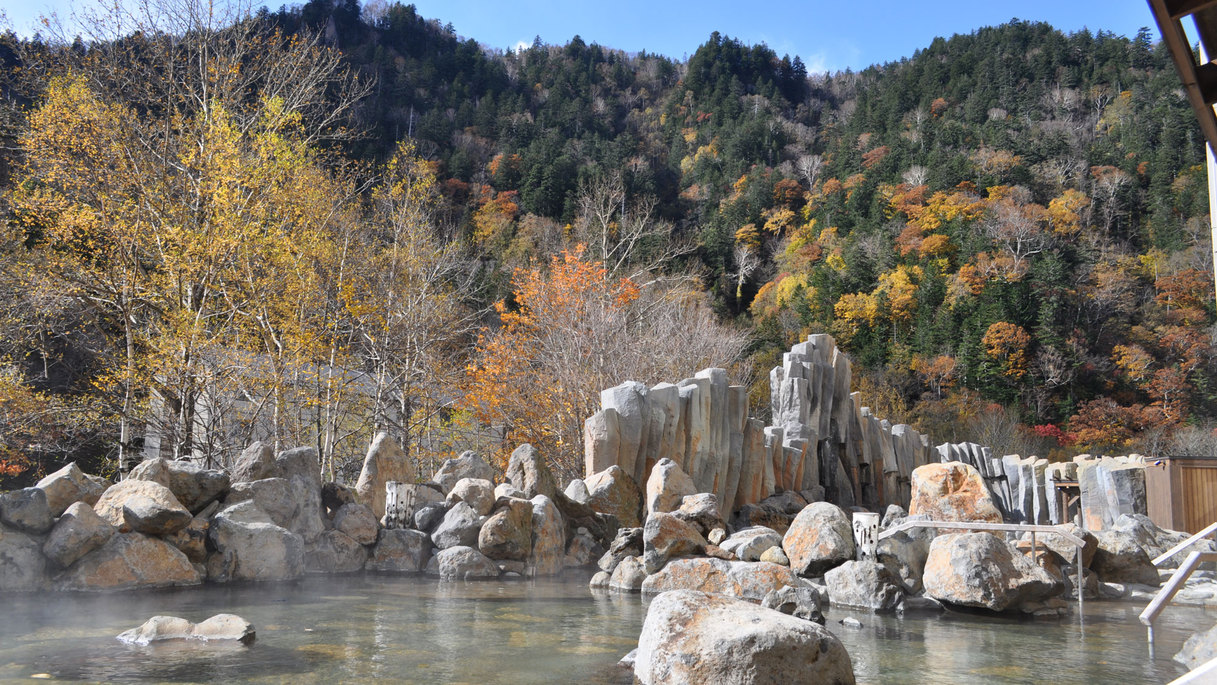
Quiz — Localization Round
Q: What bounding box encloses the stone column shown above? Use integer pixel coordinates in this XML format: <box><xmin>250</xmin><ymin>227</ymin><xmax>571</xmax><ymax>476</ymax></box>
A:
<box><xmin>583</xmin><ymin>408</ymin><xmax>621</xmax><ymax>478</ymax></box>
<box><xmin>852</xmin><ymin>511</ymin><xmax>879</xmax><ymax>562</ymax></box>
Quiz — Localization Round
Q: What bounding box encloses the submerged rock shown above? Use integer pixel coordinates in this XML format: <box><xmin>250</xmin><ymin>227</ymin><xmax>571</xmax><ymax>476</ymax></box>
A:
<box><xmin>426</xmin><ymin>545</ymin><xmax>500</xmax><ymax>580</ymax></box>
<box><xmin>761</xmin><ymin>585</ymin><xmax>827</xmax><ymax>624</ymax></box>
<box><xmin>117</xmin><ymin>614</ymin><xmax>255</xmax><ymax>645</ymax></box>
<box><xmin>633</xmin><ymin>589</ymin><xmax>855</xmax><ymax>685</ymax></box>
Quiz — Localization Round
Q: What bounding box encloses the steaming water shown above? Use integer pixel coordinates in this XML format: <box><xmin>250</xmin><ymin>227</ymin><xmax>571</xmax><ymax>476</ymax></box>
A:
<box><xmin>0</xmin><ymin>573</ymin><xmax>1209</xmax><ymax>683</ymax></box>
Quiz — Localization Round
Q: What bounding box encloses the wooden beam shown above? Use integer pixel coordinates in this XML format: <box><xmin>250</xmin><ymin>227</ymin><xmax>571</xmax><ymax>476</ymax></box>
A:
<box><xmin>1166</xmin><ymin>0</ymin><xmax>1217</xmax><ymax>19</ymax></box>
<box><xmin>1149</xmin><ymin>0</ymin><xmax>1217</xmax><ymax>150</ymax></box>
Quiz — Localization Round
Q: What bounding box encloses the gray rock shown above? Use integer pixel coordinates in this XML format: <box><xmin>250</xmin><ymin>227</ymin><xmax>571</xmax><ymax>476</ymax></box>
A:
<box><xmin>42</xmin><ymin>502</ymin><xmax>115</xmax><ymax>568</ymax></box>
<box><xmin>721</xmin><ymin>526</ymin><xmax>784</xmax><ymax>562</ymax></box>
<box><xmin>495</xmin><ymin>483</ymin><xmax>526</xmax><ymax>500</ymax></box>
<box><xmin>923</xmin><ymin>533</ymin><xmax>1064</xmax><ymax>612</ymax></box>
<box><xmin>585</xmin><ymin>465</ymin><xmax>642</xmax><ymax>527</ymax></box>
<box><xmin>877</xmin><ymin>529</ymin><xmax>932</xmax><ymax>594</ymax></box>
<box><xmin>1092</xmin><ymin>529</ymin><xmax>1160</xmax><ymax>585</ymax></box>
<box><xmin>225</xmin><ymin>448</ymin><xmax>325</xmax><ymax>544</ymax></box>
<box><xmin>206</xmin><ymin>501</ymin><xmax>304</xmax><ymax>582</ymax></box>
<box><xmin>530</xmin><ymin>495</ymin><xmax>565</xmax><ymax>575</ymax></box>
<box><xmin>0</xmin><ymin>487</ymin><xmax>54</xmax><ymax>534</ymax></box>
<box><xmin>589</xmin><ymin>570</ymin><xmax>611</xmax><ymax>589</ymax></box>
<box><xmin>599</xmin><ymin>526</ymin><xmax>644</xmax><ymax>573</ymax></box>
<box><xmin>824</xmin><ymin>560</ymin><xmax>903</xmax><ymax>613</ymax></box>
<box><xmin>94</xmin><ymin>480</ymin><xmax>191</xmax><ymax>535</ymax></box>
<box><xmin>165</xmin><ymin>510</ymin><xmax>211</xmax><ymax>563</ymax></box>
<box><xmin>426</xmin><ymin>545</ymin><xmax>500</xmax><ymax>579</ymax></box>
<box><xmin>1113</xmin><ymin>514</ymin><xmax>1201</xmax><ymax>568</ymax></box>
<box><xmin>633</xmin><ymin>589</ymin><xmax>855</xmax><ymax>685</ymax></box>
<box><xmin>477</xmin><ymin>498</ymin><xmax>533</xmax><ymax>561</ymax></box>
<box><xmin>672</xmin><ymin>493</ymin><xmax>725</xmax><ymax>537</ymax></box>
<box><xmin>0</xmin><ymin>524</ymin><xmax>48</xmax><ymax>591</ymax></box>
<box><xmin>305</xmin><ymin>529</ymin><xmax>367</xmax><ymax>573</ymax></box>
<box><xmin>505</xmin><ymin>444</ymin><xmax>558</xmax><ymax>500</ymax></box>
<box><xmin>783</xmin><ymin>501</ymin><xmax>855</xmax><ymax>577</ymax></box>
<box><xmin>880</xmin><ymin>504</ymin><xmax>907</xmax><ymax>529</ymax></box>
<box><xmin>609</xmin><ymin>555</ymin><xmax>648</xmax><ymax>592</ymax></box>
<box><xmin>764</xmin><ymin>490</ymin><xmax>810</xmax><ymax>514</ymax></box>
<box><xmin>432</xmin><ymin>451</ymin><xmax>496</xmax><ymax>495</ymax></box>
<box><xmin>332</xmin><ymin>503</ymin><xmax>380</xmax><ymax>546</ymax></box>
<box><xmin>1175</xmin><ymin>621</ymin><xmax>1217</xmax><ymax>671</ymax></box>
<box><xmin>431</xmin><ymin>501</ymin><xmax>485</xmax><ymax>550</ymax></box>
<box><xmin>118</xmin><ymin>614</ymin><xmax>255</xmax><ymax>645</ymax></box>
<box><xmin>36</xmin><ymin>462</ymin><xmax>106</xmax><ymax>516</ymax></box>
<box><xmin>355</xmin><ymin>432</ymin><xmax>415</xmax><ymax>520</ymax></box>
<box><xmin>762</xmin><ymin>585</ymin><xmax>827</xmax><ymax>623</ymax></box>
<box><xmin>760</xmin><ymin>546</ymin><xmax>790</xmax><ymax>566</ymax></box>
<box><xmin>644</xmin><ymin>458</ymin><xmax>696</xmax><ymax>517</ymax></box>
<box><xmin>641</xmin><ymin>558</ymin><xmax>806</xmax><ymax>602</ymax></box>
<box><xmin>642</xmin><ymin>511</ymin><xmax>707</xmax><ymax>574</ymax></box>
<box><xmin>564</xmin><ymin>531</ymin><xmax>599</xmax><ymax>567</ymax></box>
<box><xmin>367</xmin><ymin>528</ymin><xmax>430</xmax><ymax>572</ymax></box>
<box><xmin>1034</xmin><ymin>522</ymin><xmax>1097</xmax><ymax>568</ymax></box>
<box><xmin>229</xmin><ymin>442</ymin><xmax>275</xmax><ymax>483</ymax></box>
<box><xmin>564</xmin><ymin>479</ymin><xmax>590</xmax><ymax>504</ymax></box>
<box><xmin>413</xmin><ymin>502</ymin><xmax>448</xmax><ymax>533</ymax></box>
<box><xmin>57</xmin><ymin>533</ymin><xmax>201</xmax><ymax>591</ymax></box>
<box><xmin>447</xmin><ymin>478</ymin><xmax>496</xmax><ymax>517</ymax></box>
<box><xmin>129</xmin><ymin>457</ymin><xmax>230</xmax><ymax>513</ymax></box>
<box><xmin>321</xmin><ymin>481</ymin><xmax>358</xmax><ymax>515</ymax></box>
<box><xmin>224</xmin><ymin>478</ymin><xmax>296</xmax><ymax>528</ymax></box>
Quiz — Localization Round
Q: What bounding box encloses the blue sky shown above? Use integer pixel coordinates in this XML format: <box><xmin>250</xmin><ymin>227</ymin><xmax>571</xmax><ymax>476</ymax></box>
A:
<box><xmin>4</xmin><ymin>0</ymin><xmax>1161</xmax><ymax>72</ymax></box>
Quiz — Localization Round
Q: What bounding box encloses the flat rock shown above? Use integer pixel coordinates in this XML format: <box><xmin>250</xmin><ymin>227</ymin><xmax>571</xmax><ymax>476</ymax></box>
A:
<box><xmin>633</xmin><ymin>589</ymin><xmax>855</xmax><ymax>685</ymax></box>
<box><xmin>641</xmin><ymin>558</ymin><xmax>806</xmax><ymax>602</ymax></box>
<box><xmin>118</xmin><ymin>614</ymin><xmax>255</xmax><ymax>645</ymax></box>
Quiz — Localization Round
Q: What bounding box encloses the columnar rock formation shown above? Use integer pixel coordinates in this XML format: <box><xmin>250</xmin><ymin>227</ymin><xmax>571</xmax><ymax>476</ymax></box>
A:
<box><xmin>584</xmin><ymin>334</ymin><xmax>933</xmax><ymax>515</ymax></box>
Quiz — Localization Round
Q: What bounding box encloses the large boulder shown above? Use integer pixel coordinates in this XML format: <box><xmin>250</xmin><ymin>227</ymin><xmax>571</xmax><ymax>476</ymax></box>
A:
<box><xmin>93</xmin><ymin>480</ymin><xmax>192</xmax><ymax>536</ymax></box>
<box><xmin>128</xmin><ymin>457</ymin><xmax>230</xmax><ymax>513</ymax></box>
<box><xmin>721</xmin><ymin>526</ymin><xmax>784</xmax><ymax>562</ymax></box>
<box><xmin>585</xmin><ymin>465</ymin><xmax>643</xmax><ymax>527</ymax></box>
<box><xmin>206</xmin><ymin>501</ymin><xmax>305</xmax><ymax>582</ymax></box>
<box><xmin>644</xmin><ymin>458</ymin><xmax>696</xmax><ymax>517</ymax></box>
<box><xmin>922</xmin><ymin>532</ymin><xmax>1063</xmax><ymax>611</ymax></box>
<box><xmin>505</xmin><ymin>444</ymin><xmax>558</xmax><ymax>500</ymax></box>
<box><xmin>824</xmin><ymin>560</ymin><xmax>903</xmax><ymax>612</ymax></box>
<box><xmin>1112</xmin><ymin>514</ymin><xmax>1200</xmax><ymax>568</ymax></box>
<box><xmin>0</xmin><ymin>524</ymin><xmax>48</xmax><ymax>592</ymax></box>
<box><xmin>908</xmin><ymin>462</ymin><xmax>1001</xmax><ymax>523</ymax></box>
<box><xmin>1035</xmin><ymin>522</ymin><xmax>1098</xmax><ymax>568</ymax></box>
<box><xmin>446</xmin><ymin>478</ymin><xmax>496</xmax><ymax>517</ymax></box>
<box><xmin>672</xmin><ymin>493</ymin><xmax>725</xmax><ymax>538</ymax></box>
<box><xmin>431</xmin><ymin>501</ymin><xmax>485</xmax><ymax>550</ymax></box>
<box><xmin>332</xmin><ymin>502</ymin><xmax>380</xmax><ymax>546</ymax></box>
<box><xmin>642</xmin><ymin>511</ymin><xmax>708</xmax><ymax>574</ymax></box>
<box><xmin>305</xmin><ymin>530</ymin><xmax>367</xmax><ymax>574</ymax></box>
<box><xmin>57</xmin><ymin>533</ymin><xmax>201</xmax><ymax>591</ymax></box>
<box><xmin>367</xmin><ymin>528</ymin><xmax>430</xmax><ymax>572</ymax></box>
<box><xmin>1091</xmin><ymin>529</ymin><xmax>1160</xmax><ymax>585</ymax></box>
<box><xmin>413</xmin><ymin>502</ymin><xmax>448</xmax><ymax>533</ymax></box>
<box><xmin>426</xmin><ymin>545</ymin><xmax>500</xmax><ymax>580</ymax></box>
<box><xmin>529</xmin><ymin>494</ymin><xmax>565</xmax><ymax>575</ymax></box>
<box><xmin>230</xmin><ymin>442</ymin><xmax>276</xmax><ymax>483</ymax></box>
<box><xmin>118</xmin><ymin>614</ymin><xmax>255</xmax><ymax>645</ymax></box>
<box><xmin>35</xmin><ymin>462</ymin><xmax>106</xmax><ymax>516</ymax></box>
<box><xmin>224</xmin><ymin>478</ymin><xmax>296</xmax><ymax>529</ymax></box>
<box><xmin>432</xmin><ymin>451</ymin><xmax>496</xmax><ymax>495</ymax></box>
<box><xmin>42</xmin><ymin>502</ymin><xmax>116</xmax><ymax>568</ymax></box>
<box><xmin>477</xmin><ymin>498</ymin><xmax>533</xmax><ymax>561</ymax></box>
<box><xmin>782</xmin><ymin>502</ymin><xmax>855</xmax><ymax>577</ymax></box>
<box><xmin>876</xmin><ymin>528</ymin><xmax>932</xmax><ymax>594</ymax></box>
<box><xmin>355</xmin><ymin>432</ymin><xmax>416</xmax><ymax>520</ymax></box>
<box><xmin>223</xmin><ymin>447</ymin><xmax>326</xmax><ymax>543</ymax></box>
<box><xmin>0</xmin><ymin>487</ymin><xmax>54</xmax><ymax>534</ymax></box>
<box><xmin>634</xmin><ymin>589</ymin><xmax>855</xmax><ymax>685</ymax></box>
<box><xmin>641</xmin><ymin>558</ymin><xmax>806</xmax><ymax>602</ymax></box>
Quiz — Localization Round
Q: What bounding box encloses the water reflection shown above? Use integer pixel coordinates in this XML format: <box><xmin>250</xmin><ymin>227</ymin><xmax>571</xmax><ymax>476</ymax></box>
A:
<box><xmin>0</xmin><ymin>573</ymin><xmax>1210</xmax><ymax>684</ymax></box>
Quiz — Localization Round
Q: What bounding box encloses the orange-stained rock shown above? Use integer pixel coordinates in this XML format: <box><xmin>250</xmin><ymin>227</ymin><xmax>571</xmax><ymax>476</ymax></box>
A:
<box><xmin>640</xmin><ymin>557</ymin><xmax>805</xmax><ymax>602</ymax></box>
<box><xmin>909</xmin><ymin>462</ymin><xmax>1001</xmax><ymax>523</ymax></box>
<box><xmin>56</xmin><ymin>533</ymin><xmax>202</xmax><ymax>592</ymax></box>
<box><xmin>93</xmin><ymin>480</ymin><xmax>192</xmax><ymax>536</ymax></box>
<box><xmin>642</xmin><ymin>511</ymin><xmax>707</xmax><ymax>573</ymax></box>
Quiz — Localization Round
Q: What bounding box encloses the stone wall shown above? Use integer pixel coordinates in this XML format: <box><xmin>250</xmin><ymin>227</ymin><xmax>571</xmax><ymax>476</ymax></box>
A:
<box><xmin>584</xmin><ymin>334</ymin><xmax>934</xmax><ymax>516</ymax></box>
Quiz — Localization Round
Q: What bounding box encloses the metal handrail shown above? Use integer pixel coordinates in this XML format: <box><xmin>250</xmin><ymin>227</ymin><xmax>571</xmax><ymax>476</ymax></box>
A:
<box><xmin>879</xmin><ymin>520</ymin><xmax>1088</xmax><ymax>611</ymax></box>
<box><xmin>1153</xmin><ymin>521</ymin><xmax>1217</xmax><ymax>567</ymax></box>
<box><xmin>1139</xmin><ymin>550</ymin><xmax>1217</xmax><ymax>658</ymax></box>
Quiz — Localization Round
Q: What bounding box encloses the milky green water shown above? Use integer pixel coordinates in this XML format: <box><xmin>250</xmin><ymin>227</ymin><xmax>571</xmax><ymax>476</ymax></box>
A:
<box><xmin>0</xmin><ymin>573</ymin><xmax>1209</xmax><ymax>683</ymax></box>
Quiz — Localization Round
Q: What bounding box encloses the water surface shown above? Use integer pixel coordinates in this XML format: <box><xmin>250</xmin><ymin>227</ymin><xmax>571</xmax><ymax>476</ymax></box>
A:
<box><xmin>0</xmin><ymin>573</ymin><xmax>1209</xmax><ymax>683</ymax></box>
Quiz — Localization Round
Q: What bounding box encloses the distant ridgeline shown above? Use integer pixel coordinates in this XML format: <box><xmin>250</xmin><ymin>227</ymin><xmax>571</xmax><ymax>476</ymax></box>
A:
<box><xmin>585</xmin><ymin>335</ymin><xmax>1157</xmax><ymax>527</ymax></box>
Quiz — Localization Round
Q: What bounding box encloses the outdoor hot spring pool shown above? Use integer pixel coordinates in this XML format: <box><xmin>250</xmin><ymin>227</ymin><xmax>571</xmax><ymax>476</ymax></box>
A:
<box><xmin>0</xmin><ymin>573</ymin><xmax>1209</xmax><ymax>683</ymax></box>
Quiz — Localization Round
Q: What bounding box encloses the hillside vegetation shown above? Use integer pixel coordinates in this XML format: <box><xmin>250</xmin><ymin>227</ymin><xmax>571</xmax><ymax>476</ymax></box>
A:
<box><xmin>0</xmin><ymin>1</ymin><xmax>1213</xmax><ymax>487</ymax></box>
